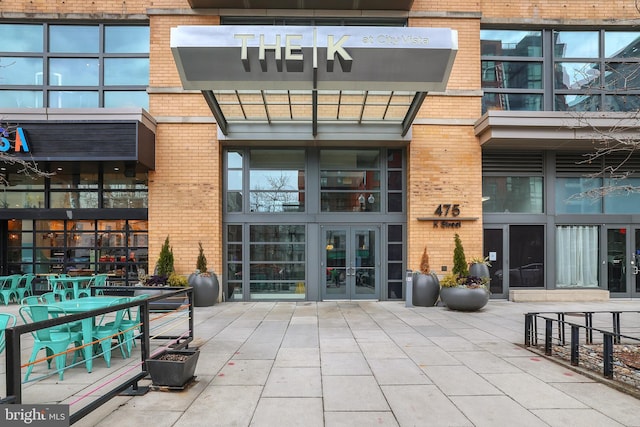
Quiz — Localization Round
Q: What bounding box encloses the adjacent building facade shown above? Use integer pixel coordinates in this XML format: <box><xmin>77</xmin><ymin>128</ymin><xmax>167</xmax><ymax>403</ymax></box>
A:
<box><xmin>1</xmin><ymin>1</ymin><xmax>639</xmax><ymax>301</ymax></box>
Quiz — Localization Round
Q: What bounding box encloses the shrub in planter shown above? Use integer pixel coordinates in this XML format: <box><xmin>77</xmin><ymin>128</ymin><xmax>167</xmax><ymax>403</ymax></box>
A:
<box><xmin>412</xmin><ymin>246</ymin><xmax>440</xmax><ymax>307</ymax></box>
<box><xmin>146</xmin><ymin>348</ymin><xmax>200</xmax><ymax>388</ymax></box>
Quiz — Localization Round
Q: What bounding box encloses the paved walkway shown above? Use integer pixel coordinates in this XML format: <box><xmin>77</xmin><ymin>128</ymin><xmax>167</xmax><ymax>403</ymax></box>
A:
<box><xmin>66</xmin><ymin>299</ymin><xmax>640</xmax><ymax>426</ymax></box>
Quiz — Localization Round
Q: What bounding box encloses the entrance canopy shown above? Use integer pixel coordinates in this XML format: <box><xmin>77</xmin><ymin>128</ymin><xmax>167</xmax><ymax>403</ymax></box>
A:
<box><xmin>171</xmin><ymin>26</ymin><xmax>457</xmax><ymax>140</ymax></box>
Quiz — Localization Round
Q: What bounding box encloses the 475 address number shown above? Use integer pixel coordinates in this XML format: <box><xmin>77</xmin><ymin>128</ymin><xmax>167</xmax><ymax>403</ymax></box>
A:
<box><xmin>434</xmin><ymin>204</ymin><xmax>460</xmax><ymax>217</ymax></box>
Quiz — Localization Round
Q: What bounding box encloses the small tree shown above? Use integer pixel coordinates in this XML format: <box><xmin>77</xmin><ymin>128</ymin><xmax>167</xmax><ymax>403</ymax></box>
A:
<box><xmin>452</xmin><ymin>233</ymin><xmax>469</xmax><ymax>277</ymax></box>
<box><xmin>419</xmin><ymin>246</ymin><xmax>430</xmax><ymax>274</ymax></box>
<box><xmin>156</xmin><ymin>235</ymin><xmax>174</xmax><ymax>277</ymax></box>
<box><xmin>196</xmin><ymin>241</ymin><xmax>207</xmax><ymax>273</ymax></box>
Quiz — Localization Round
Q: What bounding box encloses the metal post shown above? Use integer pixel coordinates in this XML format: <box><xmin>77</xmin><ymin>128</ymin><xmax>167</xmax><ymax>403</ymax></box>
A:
<box><xmin>612</xmin><ymin>312</ymin><xmax>621</xmax><ymax>344</ymax></box>
<box><xmin>570</xmin><ymin>325</ymin><xmax>580</xmax><ymax>366</ymax></box>
<box><xmin>405</xmin><ymin>269</ymin><xmax>413</xmax><ymax>307</ymax></box>
<box><xmin>585</xmin><ymin>312</ymin><xmax>593</xmax><ymax>344</ymax></box>
<box><xmin>558</xmin><ymin>313</ymin><xmax>565</xmax><ymax>345</ymax></box>
<box><xmin>545</xmin><ymin>319</ymin><xmax>553</xmax><ymax>356</ymax></box>
<box><xmin>524</xmin><ymin>314</ymin><xmax>532</xmax><ymax>347</ymax></box>
<box><xmin>603</xmin><ymin>333</ymin><xmax>614</xmax><ymax>379</ymax></box>
<box><xmin>5</xmin><ymin>327</ymin><xmax>21</xmax><ymax>403</ymax></box>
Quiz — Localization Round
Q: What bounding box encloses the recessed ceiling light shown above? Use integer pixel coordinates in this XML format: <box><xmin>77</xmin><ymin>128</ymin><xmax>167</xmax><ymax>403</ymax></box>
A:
<box><xmin>114</xmin><ymin>167</ymin><xmax>120</xmax><ymax>171</ymax></box>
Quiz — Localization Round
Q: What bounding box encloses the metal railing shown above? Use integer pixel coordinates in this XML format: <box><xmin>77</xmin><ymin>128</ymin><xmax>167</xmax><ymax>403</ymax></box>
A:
<box><xmin>524</xmin><ymin>310</ymin><xmax>640</xmax><ymax>382</ymax></box>
<box><xmin>2</xmin><ymin>287</ymin><xmax>194</xmax><ymax>425</ymax></box>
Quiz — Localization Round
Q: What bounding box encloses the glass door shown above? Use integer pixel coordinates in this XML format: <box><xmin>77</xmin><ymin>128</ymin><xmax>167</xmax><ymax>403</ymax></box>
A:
<box><xmin>483</xmin><ymin>228</ymin><xmax>505</xmax><ymax>298</ymax></box>
<box><xmin>605</xmin><ymin>226</ymin><xmax>640</xmax><ymax>298</ymax></box>
<box><xmin>322</xmin><ymin>226</ymin><xmax>379</xmax><ymax>300</ymax></box>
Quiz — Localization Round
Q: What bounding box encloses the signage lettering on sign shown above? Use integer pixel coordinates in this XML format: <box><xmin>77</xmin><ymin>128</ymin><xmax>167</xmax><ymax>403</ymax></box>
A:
<box><xmin>233</xmin><ymin>32</ymin><xmax>353</xmax><ymax>72</ymax></box>
<box><xmin>0</xmin><ymin>127</ymin><xmax>30</xmax><ymax>153</ymax></box>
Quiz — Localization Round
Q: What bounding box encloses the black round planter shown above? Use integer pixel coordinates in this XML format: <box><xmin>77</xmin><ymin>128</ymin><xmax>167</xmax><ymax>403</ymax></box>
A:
<box><xmin>440</xmin><ymin>286</ymin><xmax>490</xmax><ymax>311</ymax></box>
<box><xmin>188</xmin><ymin>272</ymin><xmax>219</xmax><ymax>307</ymax></box>
<box><xmin>412</xmin><ymin>272</ymin><xmax>440</xmax><ymax>306</ymax></box>
<box><xmin>469</xmin><ymin>262</ymin><xmax>490</xmax><ymax>279</ymax></box>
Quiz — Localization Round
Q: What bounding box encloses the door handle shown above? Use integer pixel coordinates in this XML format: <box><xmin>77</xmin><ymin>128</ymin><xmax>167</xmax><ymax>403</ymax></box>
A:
<box><xmin>634</xmin><ymin>266</ymin><xmax>639</xmax><ymax>275</ymax></box>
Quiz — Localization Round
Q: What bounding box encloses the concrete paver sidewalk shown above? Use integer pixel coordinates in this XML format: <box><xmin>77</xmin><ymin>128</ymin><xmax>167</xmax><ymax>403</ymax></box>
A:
<box><xmin>64</xmin><ymin>300</ymin><xmax>640</xmax><ymax>426</ymax></box>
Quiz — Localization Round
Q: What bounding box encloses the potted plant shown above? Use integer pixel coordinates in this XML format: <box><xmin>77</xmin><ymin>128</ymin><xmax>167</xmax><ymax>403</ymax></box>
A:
<box><xmin>187</xmin><ymin>242</ymin><xmax>219</xmax><ymax>307</ymax></box>
<box><xmin>145</xmin><ymin>347</ymin><xmax>200</xmax><ymax>389</ymax></box>
<box><xmin>439</xmin><ymin>234</ymin><xmax>490</xmax><ymax>311</ymax></box>
<box><xmin>412</xmin><ymin>246</ymin><xmax>440</xmax><ymax>306</ymax></box>
<box><xmin>134</xmin><ymin>236</ymin><xmax>188</xmax><ymax>310</ymax></box>
<box><xmin>469</xmin><ymin>256</ymin><xmax>492</xmax><ymax>281</ymax></box>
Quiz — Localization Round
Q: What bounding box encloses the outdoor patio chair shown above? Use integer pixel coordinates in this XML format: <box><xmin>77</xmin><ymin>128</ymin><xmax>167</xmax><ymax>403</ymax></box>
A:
<box><xmin>0</xmin><ymin>313</ymin><xmax>17</xmax><ymax>354</ymax></box>
<box><xmin>16</xmin><ymin>273</ymin><xmax>35</xmax><ymax>302</ymax></box>
<box><xmin>0</xmin><ymin>275</ymin><xmax>22</xmax><ymax>305</ymax></box>
<box><xmin>49</xmin><ymin>277</ymin><xmax>74</xmax><ymax>301</ymax></box>
<box><xmin>40</xmin><ymin>292</ymin><xmax>58</xmax><ymax>304</ymax></box>
<box><xmin>92</xmin><ymin>298</ymin><xmax>129</xmax><ymax>367</ymax></box>
<box><xmin>19</xmin><ymin>305</ymin><xmax>83</xmax><ymax>381</ymax></box>
<box><xmin>21</xmin><ymin>295</ymin><xmax>42</xmax><ymax>305</ymax></box>
<box><xmin>107</xmin><ymin>294</ymin><xmax>147</xmax><ymax>357</ymax></box>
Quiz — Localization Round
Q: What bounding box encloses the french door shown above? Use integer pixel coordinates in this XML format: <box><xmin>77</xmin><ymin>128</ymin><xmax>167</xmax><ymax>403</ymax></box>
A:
<box><xmin>322</xmin><ymin>225</ymin><xmax>380</xmax><ymax>300</ymax></box>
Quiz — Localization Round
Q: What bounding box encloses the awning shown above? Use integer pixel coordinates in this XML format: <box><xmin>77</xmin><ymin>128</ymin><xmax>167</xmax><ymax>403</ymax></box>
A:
<box><xmin>171</xmin><ymin>25</ymin><xmax>457</xmax><ymax>140</ymax></box>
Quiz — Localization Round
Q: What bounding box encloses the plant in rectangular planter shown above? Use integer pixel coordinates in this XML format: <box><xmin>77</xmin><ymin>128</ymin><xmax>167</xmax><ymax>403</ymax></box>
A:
<box><xmin>146</xmin><ymin>348</ymin><xmax>200</xmax><ymax>388</ymax></box>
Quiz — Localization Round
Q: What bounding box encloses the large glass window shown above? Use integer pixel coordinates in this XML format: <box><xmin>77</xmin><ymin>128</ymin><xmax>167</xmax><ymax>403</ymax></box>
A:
<box><xmin>0</xmin><ymin>23</ymin><xmax>149</xmax><ymax>109</ymax></box>
<box><xmin>482</xmin><ymin>176</ymin><xmax>543</xmax><ymax>213</ymax></box>
<box><xmin>248</xmin><ymin>225</ymin><xmax>305</xmax><ymax>300</ymax></box>
<box><xmin>320</xmin><ymin>150</ymin><xmax>381</xmax><ymax>213</ymax></box>
<box><xmin>604</xmin><ymin>177</ymin><xmax>640</xmax><ymax>213</ymax></box>
<box><xmin>249</xmin><ymin>150</ymin><xmax>305</xmax><ymax>213</ymax></box>
<box><xmin>0</xmin><ymin>167</ymin><xmax>147</xmax><ymax>209</ymax></box>
<box><xmin>9</xmin><ymin>219</ymin><xmax>147</xmax><ymax>286</ymax></box>
<box><xmin>555</xmin><ymin>177</ymin><xmax>602</xmax><ymax>214</ymax></box>
<box><xmin>556</xmin><ymin>225</ymin><xmax>599</xmax><ymax>288</ymax></box>
<box><xmin>482</xmin><ymin>28</ymin><xmax>640</xmax><ymax>112</ymax></box>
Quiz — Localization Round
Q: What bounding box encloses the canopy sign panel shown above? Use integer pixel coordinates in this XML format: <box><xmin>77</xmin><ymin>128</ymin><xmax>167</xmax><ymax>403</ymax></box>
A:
<box><xmin>171</xmin><ymin>26</ymin><xmax>458</xmax><ymax>91</ymax></box>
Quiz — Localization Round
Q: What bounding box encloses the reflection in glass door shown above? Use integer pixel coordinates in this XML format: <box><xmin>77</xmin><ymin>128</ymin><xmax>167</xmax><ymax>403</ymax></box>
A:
<box><xmin>606</xmin><ymin>227</ymin><xmax>640</xmax><ymax>297</ymax></box>
<box><xmin>483</xmin><ymin>228</ymin><xmax>505</xmax><ymax>297</ymax></box>
<box><xmin>323</xmin><ymin>226</ymin><xmax>379</xmax><ymax>300</ymax></box>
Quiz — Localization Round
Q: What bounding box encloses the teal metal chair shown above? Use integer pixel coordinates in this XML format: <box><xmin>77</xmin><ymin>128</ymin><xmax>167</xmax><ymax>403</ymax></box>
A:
<box><xmin>19</xmin><ymin>305</ymin><xmax>83</xmax><ymax>381</ymax></box>
<box><xmin>21</xmin><ymin>295</ymin><xmax>42</xmax><ymax>305</ymax></box>
<box><xmin>16</xmin><ymin>273</ymin><xmax>35</xmax><ymax>302</ymax></box>
<box><xmin>0</xmin><ymin>275</ymin><xmax>21</xmax><ymax>305</ymax></box>
<box><xmin>0</xmin><ymin>313</ymin><xmax>17</xmax><ymax>354</ymax></box>
<box><xmin>49</xmin><ymin>277</ymin><xmax>74</xmax><ymax>301</ymax></box>
<box><xmin>107</xmin><ymin>294</ymin><xmax>147</xmax><ymax>357</ymax></box>
<box><xmin>91</xmin><ymin>274</ymin><xmax>108</xmax><ymax>296</ymax></box>
<box><xmin>92</xmin><ymin>298</ymin><xmax>129</xmax><ymax>367</ymax></box>
<box><xmin>40</xmin><ymin>292</ymin><xmax>58</xmax><ymax>304</ymax></box>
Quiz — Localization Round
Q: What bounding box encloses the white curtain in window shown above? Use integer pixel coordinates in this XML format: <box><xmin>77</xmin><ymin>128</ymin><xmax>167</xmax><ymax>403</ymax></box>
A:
<box><xmin>556</xmin><ymin>225</ymin><xmax>599</xmax><ymax>288</ymax></box>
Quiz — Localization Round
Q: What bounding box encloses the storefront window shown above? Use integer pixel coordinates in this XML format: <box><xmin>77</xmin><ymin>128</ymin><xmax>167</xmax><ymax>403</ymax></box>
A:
<box><xmin>4</xmin><ymin>219</ymin><xmax>147</xmax><ymax>285</ymax></box>
<box><xmin>482</xmin><ymin>176</ymin><xmax>543</xmax><ymax>213</ymax></box>
<box><xmin>248</xmin><ymin>225</ymin><xmax>305</xmax><ymax>300</ymax></box>
<box><xmin>0</xmin><ymin>175</ymin><xmax>45</xmax><ymax>209</ymax></box>
<box><xmin>555</xmin><ymin>177</ymin><xmax>602</xmax><ymax>214</ymax></box>
<box><xmin>556</xmin><ymin>225</ymin><xmax>599</xmax><ymax>288</ymax></box>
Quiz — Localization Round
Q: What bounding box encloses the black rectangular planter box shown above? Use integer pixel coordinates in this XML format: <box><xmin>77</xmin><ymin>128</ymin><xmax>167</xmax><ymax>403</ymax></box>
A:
<box><xmin>145</xmin><ymin>349</ymin><xmax>200</xmax><ymax>388</ymax></box>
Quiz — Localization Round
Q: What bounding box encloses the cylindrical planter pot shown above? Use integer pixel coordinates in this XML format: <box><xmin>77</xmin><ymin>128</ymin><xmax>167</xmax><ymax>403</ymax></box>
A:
<box><xmin>440</xmin><ymin>286</ymin><xmax>490</xmax><ymax>311</ymax></box>
<box><xmin>412</xmin><ymin>272</ymin><xmax>440</xmax><ymax>307</ymax></box>
<box><xmin>190</xmin><ymin>273</ymin><xmax>219</xmax><ymax>307</ymax></box>
<box><xmin>469</xmin><ymin>263</ymin><xmax>490</xmax><ymax>279</ymax></box>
